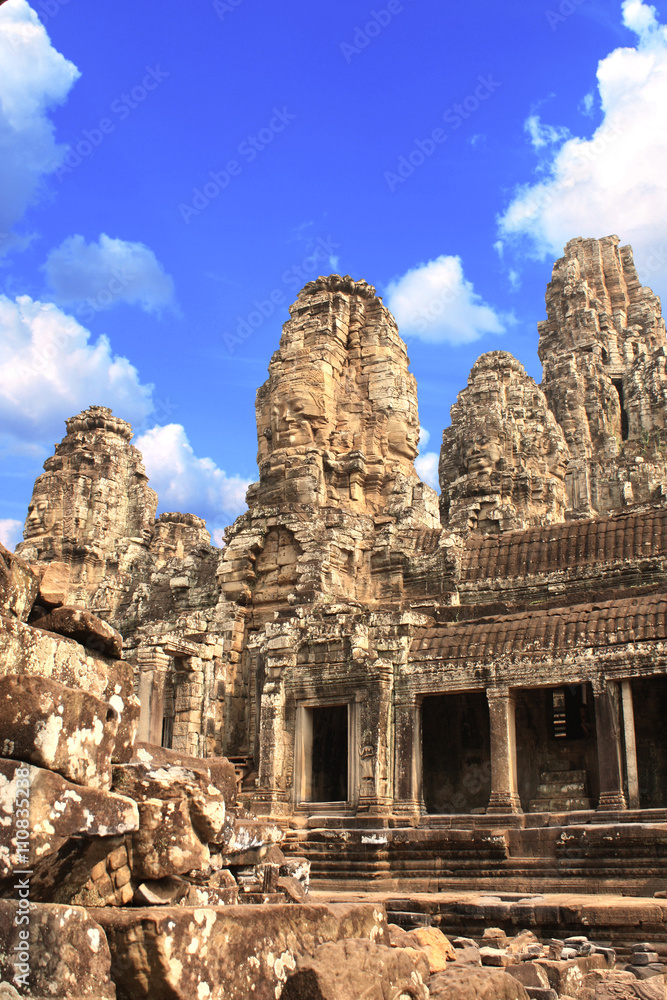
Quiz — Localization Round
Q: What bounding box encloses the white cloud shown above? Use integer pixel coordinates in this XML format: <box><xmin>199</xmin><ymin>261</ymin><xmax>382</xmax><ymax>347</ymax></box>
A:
<box><xmin>0</xmin><ymin>294</ymin><xmax>154</xmax><ymax>448</ymax></box>
<box><xmin>0</xmin><ymin>0</ymin><xmax>79</xmax><ymax>248</ymax></box>
<box><xmin>386</xmin><ymin>255</ymin><xmax>506</xmax><ymax>345</ymax></box>
<box><xmin>0</xmin><ymin>518</ymin><xmax>23</xmax><ymax>551</ymax></box>
<box><xmin>135</xmin><ymin>423</ymin><xmax>250</xmax><ymax>545</ymax></box>
<box><xmin>44</xmin><ymin>234</ymin><xmax>175</xmax><ymax>318</ymax></box>
<box><xmin>498</xmin><ymin>1</ymin><xmax>667</xmax><ymax>297</ymax></box>
<box><xmin>415</xmin><ymin>451</ymin><xmax>440</xmax><ymax>492</ymax></box>
<box><xmin>524</xmin><ymin>115</ymin><xmax>570</xmax><ymax>150</ymax></box>
<box><xmin>418</xmin><ymin>426</ymin><xmax>430</xmax><ymax>449</ymax></box>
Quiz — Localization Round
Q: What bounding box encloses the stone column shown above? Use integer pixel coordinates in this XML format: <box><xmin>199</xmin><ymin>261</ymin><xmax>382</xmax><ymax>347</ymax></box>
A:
<box><xmin>393</xmin><ymin>697</ymin><xmax>423</xmax><ymax>819</ymax></box>
<box><xmin>486</xmin><ymin>688</ymin><xmax>522</xmax><ymax>814</ymax></box>
<box><xmin>621</xmin><ymin>680</ymin><xmax>640</xmax><ymax>810</ymax></box>
<box><xmin>136</xmin><ymin>648</ymin><xmax>170</xmax><ymax>745</ymax></box>
<box><xmin>254</xmin><ymin>622</ymin><xmax>298</xmax><ymax>818</ymax></box>
<box><xmin>594</xmin><ymin>682</ymin><xmax>627</xmax><ymax>811</ymax></box>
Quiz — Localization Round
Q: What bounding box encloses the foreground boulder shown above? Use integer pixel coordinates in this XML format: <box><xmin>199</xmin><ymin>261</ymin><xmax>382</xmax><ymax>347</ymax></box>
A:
<box><xmin>0</xmin><ymin>616</ymin><xmax>139</xmax><ymax>761</ymax></box>
<box><xmin>429</xmin><ymin>966</ymin><xmax>530</xmax><ymax>999</ymax></box>
<box><xmin>0</xmin><ymin>760</ymin><xmax>139</xmax><ymax>901</ymax></box>
<box><xmin>34</xmin><ymin>605</ymin><xmax>123</xmax><ymax>659</ymax></box>
<box><xmin>0</xmin><ymin>901</ymin><xmax>115</xmax><ymax>998</ymax></box>
<box><xmin>93</xmin><ymin>902</ymin><xmax>389</xmax><ymax>1000</ymax></box>
<box><xmin>0</xmin><ymin>674</ymin><xmax>118</xmax><ymax>789</ymax></box>
<box><xmin>0</xmin><ymin>543</ymin><xmax>38</xmax><ymax>622</ymax></box>
<box><xmin>281</xmin><ymin>938</ymin><xmax>430</xmax><ymax>999</ymax></box>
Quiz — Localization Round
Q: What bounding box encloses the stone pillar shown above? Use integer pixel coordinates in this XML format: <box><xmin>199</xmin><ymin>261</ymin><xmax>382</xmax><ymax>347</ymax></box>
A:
<box><xmin>254</xmin><ymin>622</ymin><xmax>298</xmax><ymax>818</ymax></box>
<box><xmin>621</xmin><ymin>680</ymin><xmax>640</xmax><ymax>810</ymax></box>
<box><xmin>486</xmin><ymin>688</ymin><xmax>522</xmax><ymax>814</ymax></box>
<box><xmin>136</xmin><ymin>648</ymin><xmax>170</xmax><ymax>745</ymax></box>
<box><xmin>594</xmin><ymin>682</ymin><xmax>627</xmax><ymax>811</ymax></box>
<box><xmin>393</xmin><ymin>697</ymin><xmax>423</xmax><ymax>819</ymax></box>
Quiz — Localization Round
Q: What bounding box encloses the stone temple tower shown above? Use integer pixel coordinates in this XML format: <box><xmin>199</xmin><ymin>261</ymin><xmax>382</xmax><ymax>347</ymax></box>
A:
<box><xmin>218</xmin><ymin>275</ymin><xmax>442</xmax><ymax>608</ymax></box>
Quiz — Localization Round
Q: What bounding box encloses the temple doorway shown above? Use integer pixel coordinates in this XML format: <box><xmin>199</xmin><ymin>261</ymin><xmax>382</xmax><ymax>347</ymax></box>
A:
<box><xmin>421</xmin><ymin>692</ymin><xmax>491</xmax><ymax>814</ymax></box>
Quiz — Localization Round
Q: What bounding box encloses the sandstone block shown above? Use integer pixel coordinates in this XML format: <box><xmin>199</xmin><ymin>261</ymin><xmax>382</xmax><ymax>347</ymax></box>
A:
<box><xmin>0</xmin><ymin>759</ymin><xmax>139</xmax><ymax>902</ymax></box>
<box><xmin>0</xmin><ymin>900</ymin><xmax>115</xmax><ymax>998</ymax></box>
<box><xmin>37</xmin><ymin>560</ymin><xmax>70</xmax><ymax>607</ymax></box>
<box><xmin>93</xmin><ymin>902</ymin><xmax>390</xmax><ymax>1000</ymax></box>
<box><xmin>113</xmin><ymin>757</ymin><xmax>229</xmax><ymax>844</ymax></box>
<box><xmin>131</xmin><ymin>797</ymin><xmax>209</xmax><ymax>879</ymax></box>
<box><xmin>0</xmin><ymin>543</ymin><xmax>38</xmax><ymax>621</ymax></box>
<box><xmin>405</xmin><ymin>925</ymin><xmax>457</xmax><ymax>972</ymax></box>
<box><xmin>507</xmin><ymin>962</ymin><xmax>551</xmax><ymax>989</ymax></box>
<box><xmin>35</xmin><ymin>605</ymin><xmax>123</xmax><ymax>659</ymax></box>
<box><xmin>281</xmin><ymin>938</ymin><xmax>430</xmax><ymax>999</ymax></box>
<box><xmin>0</xmin><ymin>674</ymin><xmax>118</xmax><ymax>789</ymax></box>
<box><xmin>0</xmin><ymin>616</ymin><xmax>139</xmax><ymax>762</ymax></box>
<box><xmin>429</xmin><ymin>966</ymin><xmax>530</xmax><ymax>999</ymax></box>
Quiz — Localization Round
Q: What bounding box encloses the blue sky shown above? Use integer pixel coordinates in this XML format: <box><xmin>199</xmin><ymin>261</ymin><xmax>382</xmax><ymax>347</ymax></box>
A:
<box><xmin>2</xmin><ymin>0</ymin><xmax>667</xmax><ymax>547</ymax></box>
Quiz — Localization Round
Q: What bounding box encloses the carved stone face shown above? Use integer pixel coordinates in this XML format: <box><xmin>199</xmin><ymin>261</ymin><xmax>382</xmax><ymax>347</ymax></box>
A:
<box><xmin>273</xmin><ymin>391</ymin><xmax>329</xmax><ymax>448</ymax></box>
<box><xmin>464</xmin><ymin>426</ymin><xmax>503</xmax><ymax>476</ymax></box>
<box><xmin>25</xmin><ymin>497</ymin><xmax>58</xmax><ymax>536</ymax></box>
<box><xmin>387</xmin><ymin>416</ymin><xmax>419</xmax><ymax>462</ymax></box>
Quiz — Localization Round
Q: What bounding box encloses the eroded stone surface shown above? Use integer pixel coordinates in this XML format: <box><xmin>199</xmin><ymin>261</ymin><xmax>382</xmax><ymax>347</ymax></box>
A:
<box><xmin>281</xmin><ymin>938</ymin><xmax>430</xmax><ymax>999</ymax></box>
<box><xmin>0</xmin><ymin>901</ymin><xmax>116</xmax><ymax>998</ymax></box>
<box><xmin>0</xmin><ymin>759</ymin><xmax>139</xmax><ymax>901</ymax></box>
<box><xmin>0</xmin><ymin>543</ymin><xmax>38</xmax><ymax>622</ymax></box>
<box><xmin>93</xmin><ymin>902</ymin><xmax>389</xmax><ymax>1000</ymax></box>
<box><xmin>440</xmin><ymin>351</ymin><xmax>570</xmax><ymax>534</ymax></box>
<box><xmin>34</xmin><ymin>605</ymin><xmax>123</xmax><ymax>659</ymax></box>
<box><xmin>0</xmin><ymin>674</ymin><xmax>118</xmax><ymax>789</ymax></box>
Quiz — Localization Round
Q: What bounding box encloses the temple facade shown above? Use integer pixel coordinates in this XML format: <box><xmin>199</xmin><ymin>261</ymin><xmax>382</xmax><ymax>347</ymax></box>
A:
<box><xmin>15</xmin><ymin>239</ymin><xmax>667</xmax><ymax>887</ymax></box>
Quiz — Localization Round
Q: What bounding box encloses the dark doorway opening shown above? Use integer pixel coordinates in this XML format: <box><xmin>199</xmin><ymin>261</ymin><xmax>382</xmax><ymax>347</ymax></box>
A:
<box><xmin>161</xmin><ymin>670</ymin><xmax>174</xmax><ymax>749</ymax></box>
<box><xmin>516</xmin><ymin>685</ymin><xmax>598</xmax><ymax>811</ymax></box>
<box><xmin>633</xmin><ymin>677</ymin><xmax>667</xmax><ymax>808</ymax></box>
<box><xmin>612</xmin><ymin>379</ymin><xmax>629</xmax><ymax>440</ymax></box>
<box><xmin>422</xmin><ymin>692</ymin><xmax>491</xmax><ymax>814</ymax></box>
<box><xmin>310</xmin><ymin>705</ymin><xmax>348</xmax><ymax>802</ymax></box>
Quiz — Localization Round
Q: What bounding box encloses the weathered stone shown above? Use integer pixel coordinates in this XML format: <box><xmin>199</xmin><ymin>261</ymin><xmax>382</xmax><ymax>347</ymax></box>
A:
<box><xmin>131</xmin><ymin>797</ymin><xmax>209</xmax><ymax>879</ymax></box>
<box><xmin>0</xmin><ymin>615</ymin><xmax>138</xmax><ymax>762</ymax></box>
<box><xmin>0</xmin><ymin>674</ymin><xmax>118</xmax><ymax>789</ymax></box>
<box><xmin>277</xmin><ymin>874</ymin><xmax>307</xmax><ymax>902</ymax></box>
<box><xmin>440</xmin><ymin>352</ymin><xmax>570</xmax><ymax>534</ymax></box>
<box><xmin>404</xmin><ymin>925</ymin><xmax>457</xmax><ymax>972</ymax></box>
<box><xmin>0</xmin><ymin>900</ymin><xmax>116</xmax><ymax>998</ymax></box>
<box><xmin>0</xmin><ymin>543</ymin><xmax>38</xmax><ymax>622</ymax></box>
<box><xmin>507</xmin><ymin>962</ymin><xmax>551</xmax><ymax>990</ymax></box>
<box><xmin>35</xmin><ymin>605</ymin><xmax>123</xmax><ymax>658</ymax></box>
<box><xmin>93</xmin><ymin>902</ymin><xmax>389</xmax><ymax>1000</ymax></box>
<box><xmin>428</xmin><ymin>966</ymin><xmax>530</xmax><ymax>999</ymax></box>
<box><xmin>133</xmin><ymin>876</ymin><xmax>190</xmax><ymax>906</ymax></box>
<box><xmin>0</xmin><ymin>759</ymin><xmax>139</xmax><ymax>901</ymax></box>
<box><xmin>281</xmin><ymin>938</ymin><xmax>430</xmax><ymax>999</ymax></box>
<box><xmin>37</xmin><ymin>560</ymin><xmax>70</xmax><ymax>608</ymax></box>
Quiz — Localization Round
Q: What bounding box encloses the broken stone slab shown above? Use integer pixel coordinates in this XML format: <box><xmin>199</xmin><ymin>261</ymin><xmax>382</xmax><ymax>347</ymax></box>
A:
<box><xmin>535</xmin><ymin>955</ymin><xmax>607</xmax><ymax>996</ymax></box>
<box><xmin>0</xmin><ymin>543</ymin><xmax>38</xmax><ymax>622</ymax></box>
<box><xmin>130</xmin><ymin>797</ymin><xmax>210</xmax><ymax>879</ymax></box>
<box><xmin>112</xmin><ymin>759</ymin><xmax>228</xmax><ymax>844</ymax></box>
<box><xmin>36</xmin><ymin>560</ymin><xmax>70</xmax><ymax>608</ymax></box>
<box><xmin>507</xmin><ymin>962</ymin><xmax>551</xmax><ymax>990</ymax></box>
<box><xmin>596</xmin><ymin>976</ymin><xmax>666</xmax><ymax>998</ymax></box>
<box><xmin>0</xmin><ymin>759</ymin><xmax>139</xmax><ymax>902</ymax></box>
<box><xmin>35</xmin><ymin>605</ymin><xmax>123</xmax><ymax>659</ymax></box>
<box><xmin>403</xmin><ymin>925</ymin><xmax>457</xmax><ymax>973</ymax></box>
<box><xmin>280</xmin><ymin>855</ymin><xmax>310</xmax><ymax>892</ymax></box>
<box><xmin>219</xmin><ymin>816</ymin><xmax>285</xmax><ymax>861</ymax></box>
<box><xmin>480</xmin><ymin>946</ymin><xmax>515</xmax><ymax>967</ymax></box>
<box><xmin>0</xmin><ymin>615</ymin><xmax>139</xmax><ymax>762</ymax></box>
<box><xmin>277</xmin><ymin>875</ymin><xmax>307</xmax><ymax>903</ymax></box>
<box><xmin>133</xmin><ymin>875</ymin><xmax>190</xmax><ymax>906</ymax></box>
<box><xmin>0</xmin><ymin>674</ymin><xmax>118</xmax><ymax>789</ymax></box>
<box><xmin>130</xmin><ymin>742</ymin><xmax>237</xmax><ymax>806</ymax></box>
<box><xmin>92</xmin><ymin>902</ymin><xmax>390</xmax><ymax>1000</ymax></box>
<box><xmin>0</xmin><ymin>900</ymin><xmax>116</xmax><ymax>998</ymax></box>
<box><xmin>281</xmin><ymin>938</ymin><xmax>430</xmax><ymax>1000</ymax></box>
<box><xmin>428</xmin><ymin>966</ymin><xmax>530</xmax><ymax>999</ymax></box>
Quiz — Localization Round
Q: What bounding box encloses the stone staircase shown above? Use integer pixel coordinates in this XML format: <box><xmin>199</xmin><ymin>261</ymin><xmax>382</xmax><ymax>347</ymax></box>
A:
<box><xmin>528</xmin><ymin>760</ymin><xmax>592</xmax><ymax>813</ymax></box>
